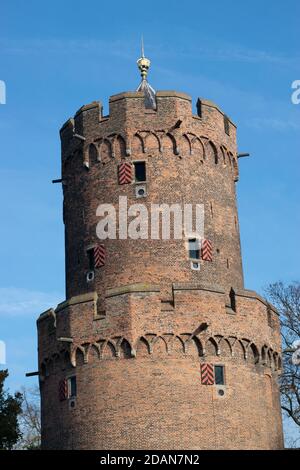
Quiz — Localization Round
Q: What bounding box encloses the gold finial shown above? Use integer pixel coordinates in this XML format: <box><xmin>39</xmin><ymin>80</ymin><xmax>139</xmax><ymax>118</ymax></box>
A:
<box><xmin>137</xmin><ymin>36</ymin><xmax>150</xmax><ymax>80</ymax></box>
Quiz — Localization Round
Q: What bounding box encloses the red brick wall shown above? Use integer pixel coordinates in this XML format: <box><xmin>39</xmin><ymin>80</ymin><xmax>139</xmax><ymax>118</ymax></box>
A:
<box><xmin>37</xmin><ymin>91</ymin><xmax>284</xmax><ymax>450</ymax></box>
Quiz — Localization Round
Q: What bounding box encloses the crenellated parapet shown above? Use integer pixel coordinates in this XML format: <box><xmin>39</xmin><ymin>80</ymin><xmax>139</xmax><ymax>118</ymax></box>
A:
<box><xmin>59</xmin><ymin>92</ymin><xmax>239</xmax><ymax>181</ymax></box>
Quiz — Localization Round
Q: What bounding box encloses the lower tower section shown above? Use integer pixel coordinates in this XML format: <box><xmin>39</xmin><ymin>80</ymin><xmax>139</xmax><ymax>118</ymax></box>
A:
<box><xmin>38</xmin><ymin>283</ymin><xmax>283</xmax><ymax>450</ymax></box>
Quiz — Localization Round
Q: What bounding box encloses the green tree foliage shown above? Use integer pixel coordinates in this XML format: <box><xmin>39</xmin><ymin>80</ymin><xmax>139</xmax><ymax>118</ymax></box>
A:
<box><xmin>0</xmin><ymin>369</ymin><xmax>23</xmax><ymax>450</ymax></box>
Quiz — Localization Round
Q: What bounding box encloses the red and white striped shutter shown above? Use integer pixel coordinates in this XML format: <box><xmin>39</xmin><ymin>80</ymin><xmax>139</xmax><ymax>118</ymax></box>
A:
<box><xmin>200</xmin><ymin>363</ymin><xmax>215</xmax><ymax>385</ymax></box>
<box><xmin>59</xmin><ymin>379</ymin><xmax>68</xmax><ymax>401</ymax></box>
<box><xmin>94</xmin><ymin>244</ymin><xmax>106</xmax><ymax>268</ymax></box>
<box><xmin>118</xmin><ymin>162</ymin><xmax>132</xmax><ymax>184</ymax></box>
<box><xmin>201</xmin><ymin>239</ymin><xmax>213</xmax><ymax>262</ymax></box>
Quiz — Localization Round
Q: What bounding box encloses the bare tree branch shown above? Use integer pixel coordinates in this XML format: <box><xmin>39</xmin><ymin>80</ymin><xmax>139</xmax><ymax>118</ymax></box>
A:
<box><xmin>266</xmin><ymin>282</ymin><xmax>300</xmax><ymax>437</ymax></box>
<box><xmin>14</xmin><ymin>386</ymin><xmax>41</xmax><ymax>450</ymax></box>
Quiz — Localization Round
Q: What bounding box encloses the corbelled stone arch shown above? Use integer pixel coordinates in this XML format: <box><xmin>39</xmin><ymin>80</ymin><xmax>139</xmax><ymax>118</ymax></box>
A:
<box><xmin>203</xmin><ymin>139</ymin><xmax>219</xmax><ymax>165</ymax></box>
<box><xmin>136</xmin><ymin>336</ymin><xmax>151</xmax><ymax>357</ymax></box>
<box><xmin>161</xmin><ymin>333</ymin><xmax>174</xmax><ymax>353</ymax></box>
<box><xmin>178</xmin><ymin>333</ymin><xmax>192</xmax><ymax>354</ymax></box>
<box><xmin>267</xmin><ymin>349</ymin><xmax>273</xmax><ymax>369</ymax></box>
<box><xmin>88</xmin><ymin>142</ymin><xmax>99</xmax><ymax>166</ymax></box>
<box><xmin>81</xmin><ymin>343</ymin><xmax>90</xmax><ymax>363</ymax></box>
<box><xmin>272</xmin><ymin>351</ymin><xmax>278</xmax><ymax>371</ymax></box>
<box><xmin>144</xmin><ymin>132</ymin><xmax>161</xmax><ymax>153</ymax></box>
<box><xmin>226</xmin><ymin>150</ymin><xmax>233</xmax><ymax>168</ymax></box>
<box><xmin>261</xmin><ymin>345</ymin><xmax>269</xmax><ymax>365</ymax></box>
<box><xmin>73</xmin><ymin>346</ymin><xmax>85</xmax><ymax>367</ymax></box>
<box><xmin>118</xmin><ymin>338</ymin><xmax>132</xmax><ymax>359</ymax></box>
<box><xmin>230</xmin><ymin>152</ymin><xmax>239</xmax><ymax>181</ymax></box>
<box><xmin>87</xmin><ymin>343</ymin><xmax>101</xmax><ymax>363</ymax></box>
<box><xmin>169</xmin><ymin>335</ymin><xmax>185</xmax><ymax>355</ymax></box>
<box><xmin>232</xmin><ymin>340</ymin><xmax>246</xmax><ymax>360</ymax></box>
<box><xmin>220</xmin><ymin>145</ymin><xmax>229</xmax><ymax>165</ymax></box>
<box><xmin>132</xmin><ymin>133</ymin><xmax>145</xmax><ymax>154</ymax></box>
<box><xmin>241</xmin><ymin>338</ymin><xmax>251</xmax><ymax>358</ymax></box>
<box><xmin>226</xmin><ymin>150</ymin><xmax>239</xmax><ymax>180</ymax></box>
<box><xmin>190</xmin><ymin>135</ymin><xmax>205</xmax><ymax>161</ymax></box>
<box><xmin>96</xmin><ymin>339</ymin><xmax>106</xmax><ymax>358</ymax></box>
<box><xmin>220</xmin><ymin>145</ymin><xmax>227</xmax><ymax>166</ymax></box>
<box><xmin>273</xmin><ymin>352</ymin><xmax>279</xmax><ymax>370</ymax></box>
<box><xmin>213</xmin><ymin>335</ymin><xmax>224</xmax><ymax>356</ymax></box>
<box><xmin>141</xmin><ymin>333</ymin><xmax>158</xmax><ymax>354</ymax></box>
<box><xmin>152</xmin><ymin>336</ymin><xmax>168</xmax><ymax>356</ymax></box>
<box><xmin>186</xmin><ymin>335</ymin><xmax>204</xmax><ymax>357</ymax></box>
<box><xmin>277</xmin><ymin>355</ymin><xmax>282</xmax><ymax>371</ymax></box>
<box><xmin>248</xmin><ymin>343</ymin><xmax>260</xmax><ymax>365</ymax></box>
<box><xmin>161</xmin><ymin>132</ymin><xmax>178</xmax><ymax>155</ymax></box>
<box><xmin>185</xmin><ymin>131</ymin><xmax>197</xmax><ymax>146</ymax></box>
<box><xmin>181</xmin><ymin>134</ymin><xmax>192</xmax><ymax>156</ymax></box>
<box><xmin>113</xmin><ymin>134</ymin><xmax>127</xmax><ymax>160</ymax></box>
<box><xmin>262</xmin><ymin>347</ymin><xmax>268</xmax><ymax>365</ymax></box>
<box><xmin>99</xmin><ymin>138</ymin><xmax>112</xmax><ymax>164</ymax></box>
<box><xmin>110</xmin><ymin>335</ymin><xmax>123</xmax><ymax>353</ymax></box>
<box><xmin>60</xmin><ymin>330</ymin><xmax>282</xmax><ymax>367</ymax></box>
<box><xmin>102</xmin><ymin>340</ymin><xmax>116</xmax><ymax>359</ymax></box>
<box><xmin>218</xmin><ymin>337</ymin><xmax>232</xmax><ymax>357</ymax></box>
<box><xmin>205</xmin><ymin>337</ymin><xmax>219</xmax><ymax>357</ymax></box>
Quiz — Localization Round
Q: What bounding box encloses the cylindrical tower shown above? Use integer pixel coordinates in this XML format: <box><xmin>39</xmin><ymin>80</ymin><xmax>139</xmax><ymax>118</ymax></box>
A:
<box><xmin>37</xmin><ymin>55</ymin><xmax>283</xmax><ymax>450</ymax></box>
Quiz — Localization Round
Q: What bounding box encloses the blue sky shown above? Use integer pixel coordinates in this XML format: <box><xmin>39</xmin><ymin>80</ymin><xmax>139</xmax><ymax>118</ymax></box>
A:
<box><xmin>0</xmin><ymin>0</ymin><xmax>299</xmax><ymax>443</ymax></box>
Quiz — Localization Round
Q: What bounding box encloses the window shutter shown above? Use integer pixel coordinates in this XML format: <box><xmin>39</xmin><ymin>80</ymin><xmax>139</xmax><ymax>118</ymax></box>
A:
<box><xmin>201</xmin><ymin>239</ymin><xmax>213</xmax><ymax>261</ymax></box>
<box><xmin>118</xmin><ymin>162</ymin><xmax>132</xmax><ymax>184</ymax></box>
<box><xmin>94</xmin><ymin>244</ymin><xmax>106</xmax><ymax>268</ymax></box>
<box><xmin>200</xmin><ymin>363</ymin><xmax>214</xmax><ymax>385</ymax></box>
<box><xmin>59</xmin><ymin>379</ymin><xmax>68</xmax><ymax>401</ymax></box>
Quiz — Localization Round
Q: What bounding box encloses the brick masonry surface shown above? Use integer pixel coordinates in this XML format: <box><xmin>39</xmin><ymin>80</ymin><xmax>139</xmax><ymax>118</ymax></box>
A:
<box><xmin>37</xmin><ymin>91</ymin><xmax>284</xmax><ymax>450</ymax></box>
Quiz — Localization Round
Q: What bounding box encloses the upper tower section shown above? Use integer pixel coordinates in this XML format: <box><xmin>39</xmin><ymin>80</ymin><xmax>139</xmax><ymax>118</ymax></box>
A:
<box><xmin>60</xmin><ymin>92</ymin><xmax>237</xmax><ymax>172</ymax></box>
<box><xmin>59</xmin><ymin>50</ymin><xmax>242</xmax><ymax>306</ymax></box>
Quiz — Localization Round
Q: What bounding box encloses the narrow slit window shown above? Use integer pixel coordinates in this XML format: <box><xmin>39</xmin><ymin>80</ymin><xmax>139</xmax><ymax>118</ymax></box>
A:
<box><xmin>214</xmin><ymin>365</ymin><xmax>225</xmax><ymax>385</ymax></box>
<box><xmin>188</xmin><ymin>238</ymin><xmax>200</xmax><ymax>260</ymax></box>
<box><xmin>67</xmin><ymin>376</ymin><xmax>77</xmax><ymax>398</ymax></box>
<box><xmin>196</xmin><ymin>98</ymin><xmax>202</xmax><ymax>118</ymax></box>
<box><xmin>224</xmin><ymin>115</ymin><xmax>230</xmax><ymax>136</ymax></box>
<box><xmin>87</xmin><ymin>248</ymin><xmax>95</xmax><ymax>270</ymax></box>
<box><xmin>134</xmin><ymin>162</ymin><xmax>146</xmax><ymax>182</ymax></box>
<box><xmin>229</xmin><ymin>287</ymin><xmax>236</xmax><ymax>312</ymax></box>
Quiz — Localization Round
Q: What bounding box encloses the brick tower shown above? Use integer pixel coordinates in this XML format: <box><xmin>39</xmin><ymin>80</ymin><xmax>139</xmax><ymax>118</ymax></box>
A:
<box><xmin>37</xmin><ymin>51</ymin><xmax>284</xmax><ymax>450</ymax></box>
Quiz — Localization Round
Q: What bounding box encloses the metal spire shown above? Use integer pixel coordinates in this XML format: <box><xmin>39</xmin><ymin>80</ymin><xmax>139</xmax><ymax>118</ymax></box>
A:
<box><xmin>141</xmin><ymin>35</ymin><xmax>145</xmax><ymax>58</ymax></box>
